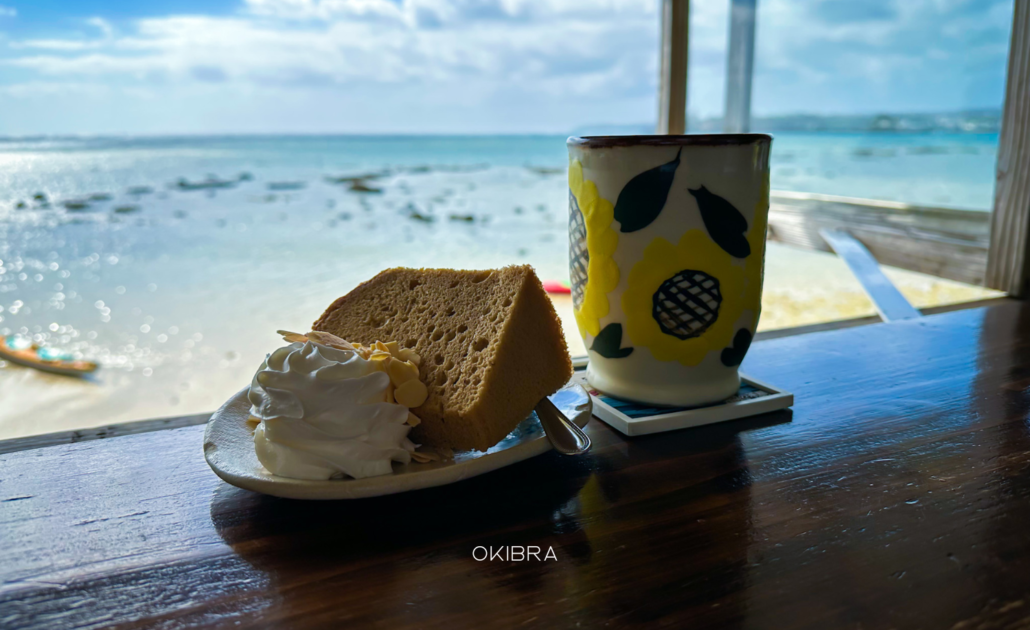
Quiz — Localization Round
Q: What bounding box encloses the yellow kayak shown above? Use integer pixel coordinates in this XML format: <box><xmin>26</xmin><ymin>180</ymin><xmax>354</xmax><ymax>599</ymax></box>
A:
<box><xmin>0</xmin><ymin>335</ymin><xmax>98</xmax><ymax>377</ymax></box>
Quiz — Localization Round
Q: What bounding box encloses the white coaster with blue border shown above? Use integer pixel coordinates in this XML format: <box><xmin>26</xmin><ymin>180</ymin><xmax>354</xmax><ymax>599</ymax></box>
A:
<box><xmin>572</xmin><ymin>368</ymin><xmax>792</xmax><ymax>437</ymax></box>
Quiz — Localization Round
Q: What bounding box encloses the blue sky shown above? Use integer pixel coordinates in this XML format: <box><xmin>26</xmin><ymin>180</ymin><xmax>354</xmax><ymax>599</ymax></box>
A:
<box><xmin>0</xmin><ymin>0</ymin><xmax>1015</xmax><ymax>135</ymax></box>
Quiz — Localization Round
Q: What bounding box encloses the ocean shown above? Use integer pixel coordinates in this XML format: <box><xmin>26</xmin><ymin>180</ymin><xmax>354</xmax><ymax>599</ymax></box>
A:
<box><xmin>0</xmin><ymin>132</ymin><xmax>1000</xmax><ymax>437</ymax></box>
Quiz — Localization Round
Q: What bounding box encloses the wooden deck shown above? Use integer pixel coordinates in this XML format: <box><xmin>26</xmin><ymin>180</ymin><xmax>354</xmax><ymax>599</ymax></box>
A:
<box><xmin>768</xmin><ymin>190</ymin><xmax>990</xmax><ymax>286</ymax></box>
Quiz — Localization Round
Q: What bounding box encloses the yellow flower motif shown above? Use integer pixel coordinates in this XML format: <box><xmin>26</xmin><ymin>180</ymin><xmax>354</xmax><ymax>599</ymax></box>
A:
<box><xmin>622</xmin><ymin>230</ymin><xmax>747</xmax><ymax>366</ymax></box>
<box><xmin>569</xmin><ymin>159</ymin><xmax>619</xmax><ymax>338</ymax></box>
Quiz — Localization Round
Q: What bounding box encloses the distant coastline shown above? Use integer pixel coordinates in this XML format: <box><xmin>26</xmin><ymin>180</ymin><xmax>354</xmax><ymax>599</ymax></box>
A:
<box><xmin>0</xmin><ymin>107</ymin><xmax>1004</xmax><ymax>144</ymax></box>
<box><xmin>575</xmin><ymin>108</ymin><xmax>1002</xmax><ymax>137</ymax></box>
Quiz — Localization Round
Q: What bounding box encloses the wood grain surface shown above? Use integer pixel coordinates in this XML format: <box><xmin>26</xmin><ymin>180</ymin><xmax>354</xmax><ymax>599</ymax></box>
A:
<box><xmin>3</xmin><ymin>300</ymin><xmax>1030</xmax><ymax>629</ymax></box>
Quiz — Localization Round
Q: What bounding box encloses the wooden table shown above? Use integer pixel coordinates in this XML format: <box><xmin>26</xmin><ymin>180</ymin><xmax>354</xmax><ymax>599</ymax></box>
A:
<box><xmin>4</xmin><ymin>300</ymin><xmax>1030</xmax><ymax>629</ymax></box>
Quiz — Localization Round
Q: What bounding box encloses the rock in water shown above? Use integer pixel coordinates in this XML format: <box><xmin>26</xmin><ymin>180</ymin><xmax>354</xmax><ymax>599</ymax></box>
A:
<box><xmin>689</xmin><ymin>185</ymin><xmax>750</xmax><ymax>258</ymax></box>
<box><xmin>614</xmin><ymin>148</ymin><xmax>681</xmax><ymax>233</ymax></box>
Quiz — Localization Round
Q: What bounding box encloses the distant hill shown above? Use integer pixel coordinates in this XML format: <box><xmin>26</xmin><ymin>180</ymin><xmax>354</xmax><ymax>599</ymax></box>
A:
<box><xmin>574</xmin><ymin>109</ymin><xmax>1002</xmax><ymax>136</ymax></box>
<box><xmin>569</xmin><ymin>123</ymin><xmax>654</xmax><ymax>137</ymax></box>
<box><xmin>730</xmin><ymin>108</ymin><xmax>1000</xmax><ymax>133</ymax></box>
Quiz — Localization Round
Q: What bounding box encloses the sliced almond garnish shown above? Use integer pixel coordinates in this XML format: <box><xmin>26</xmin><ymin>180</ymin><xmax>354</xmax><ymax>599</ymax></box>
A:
<box><xmin>305</xmin><ymin>330</ymin><xmax>354</xmax><ymax>350</ymax></box>
<box><xmin>397</xmin><ymin>348</ymin><xmax>421</xmax><ymax>367</ymax></box>
<box><xmin>410</xmin><ymin>450</ymin><xmax>441</xmax><ymax>463</ymax></box>
<box><xmin>388</xmin><ymin>359</ymin><xmax>419</xmax><ymax>387</ymax></box>
<box><xmin>395</xmin><ymin>379</ymin><xmax>428</xmax><ymax>408</ymax></box>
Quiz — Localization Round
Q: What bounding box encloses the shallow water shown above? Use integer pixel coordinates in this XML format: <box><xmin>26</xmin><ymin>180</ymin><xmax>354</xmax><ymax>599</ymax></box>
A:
<box><xmin>0</xmin><ymin>133</ymin><xmax>1001</xmax><ymax>438</ymax></box>
<box><xmin>769</xmin><ymin>132</ymin><xmax>998</xmax><ymax>209</ymax></box>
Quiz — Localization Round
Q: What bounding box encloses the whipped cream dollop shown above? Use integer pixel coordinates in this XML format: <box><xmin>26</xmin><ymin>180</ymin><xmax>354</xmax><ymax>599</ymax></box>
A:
<box><xmin>248</xmin><ymin>340</ymin><xmax>416</xmax><ymax>480</ymax></box>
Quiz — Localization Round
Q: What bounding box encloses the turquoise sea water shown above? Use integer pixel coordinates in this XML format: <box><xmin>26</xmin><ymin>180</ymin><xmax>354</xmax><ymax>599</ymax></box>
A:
<box><xmin>769</xmin><ymin>132</ymin><xmax>998</xmax><ymax>209</ymax></box>
<box><xmin>0</xmin><ymin>132</ymin><xmax>999</xmax><ymax>211</ymax></box>
<box><xmin>0</xmin><ymin>132</ymin><xmax>1000</xmax><ymax>434</ymax></box>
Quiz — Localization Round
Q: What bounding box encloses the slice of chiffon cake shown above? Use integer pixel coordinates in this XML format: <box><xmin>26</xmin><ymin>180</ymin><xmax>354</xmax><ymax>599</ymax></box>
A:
<box><xmin>312</xmin><ymin>265</ymin><xmax>573</xmax><ymax>452</ymax></box>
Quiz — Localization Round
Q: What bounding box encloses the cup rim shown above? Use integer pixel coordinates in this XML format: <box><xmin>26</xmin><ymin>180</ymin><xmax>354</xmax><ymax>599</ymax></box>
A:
<box><xmin>567</xmin><ymin>134</ymin><xmax>772</xmax><ymax>148</ymax></box>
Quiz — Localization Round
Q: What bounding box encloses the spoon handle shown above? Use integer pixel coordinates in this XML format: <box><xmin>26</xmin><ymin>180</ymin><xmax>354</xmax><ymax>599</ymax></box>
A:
<box><xmin>535</xmin><ymin>396</ymin><xmax>592</xmax><ymax>455</ymax></box>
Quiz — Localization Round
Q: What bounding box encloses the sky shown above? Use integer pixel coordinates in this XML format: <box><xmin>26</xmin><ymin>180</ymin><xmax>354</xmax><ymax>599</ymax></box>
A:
<box><xmin>0</xmin><ymin>0</ymin><xmax>1015</xmax><ymax>135</ymax></box>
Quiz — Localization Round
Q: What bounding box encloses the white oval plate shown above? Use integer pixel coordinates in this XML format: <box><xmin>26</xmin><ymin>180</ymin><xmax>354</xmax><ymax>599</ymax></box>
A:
<box><xmin>203</xmin><ymin>380</ymin><xmax>591</xmax><ymax>500</ymax></box>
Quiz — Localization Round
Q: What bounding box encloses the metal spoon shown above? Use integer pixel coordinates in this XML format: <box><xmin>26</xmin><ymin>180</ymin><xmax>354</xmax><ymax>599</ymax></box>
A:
<box><xmin>535</xmin><ymin>396</ymin><xmax>592</xmax><ymax>455</ymax></box>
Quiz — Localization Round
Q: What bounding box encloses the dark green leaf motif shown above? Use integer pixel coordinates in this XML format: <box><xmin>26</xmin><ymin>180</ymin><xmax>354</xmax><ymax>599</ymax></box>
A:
<box><xmin>614</xmin><ymin>148</ymin><xmax>681</xmax><ymax>233</ymax></box>
<box><xmin>689</xmin><ymin>185</ymin><xmax>751</xmax><ymax>258</ymax></box>
<box><xmin>591</xmin><ymin>323</ymin><xmax>633</xmax><ymax>359</ymax></box>
<box><xmin>720</xmin><ymin>329</ymin><xmax>752</xmax><ymax>367</ymax></box>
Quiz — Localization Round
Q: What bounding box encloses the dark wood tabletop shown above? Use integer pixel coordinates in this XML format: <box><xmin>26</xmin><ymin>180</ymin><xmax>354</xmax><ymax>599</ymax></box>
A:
<box><xmin>4</xmin><ymin>299</ymin><xmax>1030</xmax><ymax>629</ymax></box>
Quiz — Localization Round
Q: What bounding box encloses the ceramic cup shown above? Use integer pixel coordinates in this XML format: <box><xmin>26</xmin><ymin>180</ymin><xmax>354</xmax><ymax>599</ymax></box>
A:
<box><xmin>567</xmin><ymin>134</ymin><xmax>772</xmax><ymax>406</ymax></box>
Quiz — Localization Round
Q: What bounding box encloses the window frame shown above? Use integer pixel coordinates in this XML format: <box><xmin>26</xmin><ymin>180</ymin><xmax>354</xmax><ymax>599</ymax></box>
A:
<box><xmin>657</xmin><ymin>1</ymin><xmax>1027</xmax><ymax>296</ymax></box>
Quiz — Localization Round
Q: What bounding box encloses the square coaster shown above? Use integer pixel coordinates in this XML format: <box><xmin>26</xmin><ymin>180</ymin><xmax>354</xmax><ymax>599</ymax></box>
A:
<box><xmin>572</xmin><ymin>370</ymin><xmax>793</xmax><ymax>437</ymax></box>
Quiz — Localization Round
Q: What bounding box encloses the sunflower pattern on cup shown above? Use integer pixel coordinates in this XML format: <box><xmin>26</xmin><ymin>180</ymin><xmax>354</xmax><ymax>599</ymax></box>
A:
<box><xmin>622</xmin><ymin>230</ymin><xmax>748</xmax><ymax>366</ymax></box>
<box><xmin>568</xmin><ymin>159</ymin><xmax>619</xmax><ymax>338</ymax></box>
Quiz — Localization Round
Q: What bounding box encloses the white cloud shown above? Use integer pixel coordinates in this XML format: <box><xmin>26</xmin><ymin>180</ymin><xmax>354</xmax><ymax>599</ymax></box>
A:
<box><xmin>245</xmin><ymin>0</ymin><xmax>405</xmax><ymax>21</ymax></box>
<box><xmin>4</xmin><ymin>3</ymin><xmax>658</xmax><ymax>97</ymax></box>
<box><xmin>0</xmin><ymin>1</ymin><xmax>659</xmax><ymax>134</ymax></box>
<box><xmin>10</xmin><ymin>39</ymin><xmax>104</xmax><ymax>51</ymax></box>
<box><xmin>244</xmin><ymin>0</ymin><xmax>654</xmax><ymax>24</ymax></box>
<box><xmin>688</xmin><ymin>0</ymin><xmax>1013</xmax><ymax>118</ymax></box>
<box><xmin>0</xmin><ymin>5</ymin><xmax>15</xmax><ymax>18</ymax></box>
<box><xmin>0</xmin><ymin>0</ymin><xmax>1014</xmax><ymax>134</ymax></box>
<box><xmin>86</xmin><ymin>16</ymin><xmax>115</xmax><ymax>39</ymax></box>
<box><xmin>0</xmin><ymin>81</ymin><xmax>112</xmax><ymax>98</ymax></box>
<box><xmin>10</xmin><ymin>16</ymin><xmax>115</xmax><ymax>51</ymax></box>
